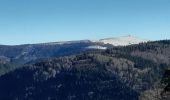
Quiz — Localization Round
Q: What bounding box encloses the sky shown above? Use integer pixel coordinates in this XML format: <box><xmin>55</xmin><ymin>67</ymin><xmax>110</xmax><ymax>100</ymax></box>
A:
<box><xmin>0</xmin><ymin>0</ymin><xmax>170</xmax><ymax>45</ymax></box>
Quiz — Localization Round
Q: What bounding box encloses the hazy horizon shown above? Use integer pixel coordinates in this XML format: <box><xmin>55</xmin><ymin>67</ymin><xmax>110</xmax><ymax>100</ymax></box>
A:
<box><xmin>0</xmin><ymin>0</ymin><xmax>170</xmax><ymax>45</ymax></box>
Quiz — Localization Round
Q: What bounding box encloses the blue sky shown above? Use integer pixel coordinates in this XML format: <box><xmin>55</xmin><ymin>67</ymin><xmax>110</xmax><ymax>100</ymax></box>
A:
<box><xmin>0</xmin><ymin>0</ymin><xmax>170</xmax><ymax>45</ymax></box>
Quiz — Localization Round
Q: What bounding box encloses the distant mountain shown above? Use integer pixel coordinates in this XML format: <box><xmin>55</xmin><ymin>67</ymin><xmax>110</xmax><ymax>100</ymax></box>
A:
<box><xmin>0</xmin><ymin>35</ymin><xmax>147</xmax><ymax>65</ymax></box>
<box><xmin>98</xmin><ymin>35</ymin><xmax>148</xmax><ymax>46</ymax></box>
<box><xmin>0</xmin><ymin>40</ymin><xmax>104</xmax><ymax>63</ymax></box>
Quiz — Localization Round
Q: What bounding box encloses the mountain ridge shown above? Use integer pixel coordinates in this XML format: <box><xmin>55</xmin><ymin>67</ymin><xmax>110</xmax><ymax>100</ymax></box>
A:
<box><xmin>98</xmin><ymin>35</ymin><xmax>148</xmax><ymax>46</ymax></box>
<box><xmin>0</xmin><ymin>35</ymin><xmax>148</xmax><ymax>46</ymax></box>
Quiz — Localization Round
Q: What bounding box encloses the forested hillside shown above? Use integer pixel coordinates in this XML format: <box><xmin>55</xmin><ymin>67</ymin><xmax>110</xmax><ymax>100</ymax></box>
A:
<box><xmin>0</xmin><ymin>58</ymin><xmax>18</xmax><ymax>76</ymax></box>
<box><xmin>0</xmin><ymin>40</ymin><xmax>170</xmax><ymax>100</ymax></box>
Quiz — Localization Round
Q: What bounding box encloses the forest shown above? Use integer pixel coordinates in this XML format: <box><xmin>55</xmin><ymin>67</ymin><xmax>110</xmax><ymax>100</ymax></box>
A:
<box><xmin>0</xmin><ymin>40</ymin><xmax>170</xmax><ymax>100</ymax></box>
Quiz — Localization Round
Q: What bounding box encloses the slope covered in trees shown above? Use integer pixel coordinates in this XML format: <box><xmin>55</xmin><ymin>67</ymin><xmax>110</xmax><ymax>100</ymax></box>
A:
<box><xmin>0</xmin><ymin>40</ymin><xmax>170</xmax><ymax>100</ymax></box>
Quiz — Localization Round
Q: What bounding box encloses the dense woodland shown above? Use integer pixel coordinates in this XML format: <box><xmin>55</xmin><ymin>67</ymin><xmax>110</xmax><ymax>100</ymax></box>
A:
<box><xmin>0</xmin><ymin>40</ymin><xmax>170</xmax><ymax>100</ymax></box>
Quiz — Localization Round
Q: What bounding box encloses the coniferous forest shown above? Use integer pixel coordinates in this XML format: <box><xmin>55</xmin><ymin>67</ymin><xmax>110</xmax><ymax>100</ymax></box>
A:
<box><xmin>0</xmin><ymin>40</ymin><xmax>170</xmax><ymax>100</ymax></box>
